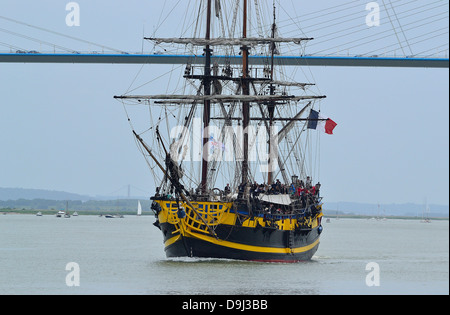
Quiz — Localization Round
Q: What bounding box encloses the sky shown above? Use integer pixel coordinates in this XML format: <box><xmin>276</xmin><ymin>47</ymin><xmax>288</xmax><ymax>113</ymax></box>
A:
<box><xmin>0</xmin><ymin>0</ymin><xmax>448</xmax><ymax>206</ymax></box>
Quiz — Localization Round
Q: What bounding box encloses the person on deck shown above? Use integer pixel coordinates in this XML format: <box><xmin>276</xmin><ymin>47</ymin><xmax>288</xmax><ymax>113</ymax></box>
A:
<box><xmin>269</xmin><ymin>204</ymin><xmax>275</xmax><ymax>215</ymax></box>
<box><xmin>224</xmin><ymin>184</ymin><xmax>231</xmax><ymax>194</ymax></box>
<box><xmin>258</xmin><ymin>183</ymin><xmax>265</xmax><ymax>195</ymax></box>
<box><xmin>251</xmin><ymin>181</ymin><xmax>258</xmax><ymax>198</ymax></box>
<box><xmin>275</xmin><ymin>179</ymin><xmax>282</xmax><ymax>194</ymax></box>
<box><xmin>289</xmin><ymin>183</ymin><xmax>296</xmax><ymax>195</ymax></box>
<box><xmin>296</xmin><ymin>186</ymin><xmax>305</xmax><ymax>197</ymax></box>
<box><xmin>310</xmin><ymin>185</ymin><xmax>316</xmax><ymax>197</ymax></box>
<box><xmin>306</xmin><ymin>176</ymin><xmax>312</xmax><ymax>189</ymax></box>
<box><xmin>315</xmin><ymin>182</ymin><xmax>321</xmax><ymax>198</ymax></box>
<box><xmin>299</xmin><ymin>180</ymin><xmax>305</xmax><ymax>189</ymax></box>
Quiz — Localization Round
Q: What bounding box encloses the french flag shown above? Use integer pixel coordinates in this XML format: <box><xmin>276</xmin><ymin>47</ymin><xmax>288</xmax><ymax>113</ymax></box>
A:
<box><xmin>307</xmin><ymin>109</ymin><xmax>337</xmax><ymax>135</ymax></box>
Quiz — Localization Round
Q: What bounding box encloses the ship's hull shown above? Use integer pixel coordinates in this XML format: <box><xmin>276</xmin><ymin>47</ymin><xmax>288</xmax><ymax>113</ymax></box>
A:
<box><xmin>163</xmin><ymin>223</ymin><xmax>320</xmax><ymax>263</ymax></box>
<box><xmin>155</xmin><ymin>198</ymin><xmax>323</xmax><ymax>262</ymax></box>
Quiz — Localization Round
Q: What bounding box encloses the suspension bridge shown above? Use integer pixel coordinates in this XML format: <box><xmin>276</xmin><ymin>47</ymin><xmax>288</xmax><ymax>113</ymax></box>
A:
<box><xmin>0</xmin><ymin>52</ymin><xmax>447</xmax><ymax>68</ymax></box>
<box><xmin>0</xmin><ymin>1</ymin><xmax>448</xmax><ymax>68</ymax></box>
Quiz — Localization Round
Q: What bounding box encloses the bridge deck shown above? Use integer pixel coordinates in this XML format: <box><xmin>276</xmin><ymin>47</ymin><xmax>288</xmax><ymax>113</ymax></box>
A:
<box><xmin>1</xmin><ymin>53</ymin><xmax>448</xmax><ymax>68</ymax></box>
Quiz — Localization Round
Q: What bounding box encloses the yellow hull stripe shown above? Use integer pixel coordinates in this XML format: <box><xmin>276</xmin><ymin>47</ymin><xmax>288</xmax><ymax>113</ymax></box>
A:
<box><xmin>165</xmin><ymin>234</ymin><xmax>181</xmax><ymax>248</ymax></box>
<box><xmin>164</xmin><ymin>231</ymin><xmax>319</xmax><ymax>255</ymax></box>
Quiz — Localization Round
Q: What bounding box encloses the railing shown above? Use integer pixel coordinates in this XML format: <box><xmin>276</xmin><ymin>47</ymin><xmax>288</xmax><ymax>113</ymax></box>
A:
<box><xmin>183</xmin><ymin>203</ymin><xmax>228</xmax><ymax>235</ymax></box>
<box><xmin>165</xmin><ymin>201</ymin><xmax>229</xmax><ymax>235</ymax></box>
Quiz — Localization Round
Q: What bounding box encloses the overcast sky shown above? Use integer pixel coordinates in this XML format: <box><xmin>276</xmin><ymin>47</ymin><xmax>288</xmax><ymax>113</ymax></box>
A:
<box><xmin>0</xmin><ymin>0</ymin><xmax>448</xmax><ymax>206</ymax></box>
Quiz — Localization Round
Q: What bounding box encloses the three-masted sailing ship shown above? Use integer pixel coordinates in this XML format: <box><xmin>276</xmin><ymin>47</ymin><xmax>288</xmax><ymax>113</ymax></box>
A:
<box><xmin>115</xmin><ymin>0</ymin><xmax>334</xmax><ymax>262</ymax></box>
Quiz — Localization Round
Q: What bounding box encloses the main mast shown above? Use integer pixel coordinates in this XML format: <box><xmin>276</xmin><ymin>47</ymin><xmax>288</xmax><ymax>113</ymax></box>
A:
<box><xmin>241</xmin><ymin>0</ymin><xmax>250</xmax><ymax>186</ymax></box>
<box><xmin>201</xmin><ymin>0</ymin><xmax>213</xmax><ymax>193</ymax></box>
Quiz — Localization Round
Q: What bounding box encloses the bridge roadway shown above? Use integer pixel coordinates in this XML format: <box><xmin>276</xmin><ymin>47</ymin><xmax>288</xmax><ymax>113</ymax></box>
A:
<box><xmin>0</xmin><ymin>53</ymin><xmax>448</xmax><ymax>68</ymax></box>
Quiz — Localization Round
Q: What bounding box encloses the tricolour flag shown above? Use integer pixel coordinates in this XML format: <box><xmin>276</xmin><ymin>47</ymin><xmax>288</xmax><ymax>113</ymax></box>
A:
<box><xmin>307</xmin><ymin>109</ymin><xmax>337</xmax><ymax>135</ymax></box>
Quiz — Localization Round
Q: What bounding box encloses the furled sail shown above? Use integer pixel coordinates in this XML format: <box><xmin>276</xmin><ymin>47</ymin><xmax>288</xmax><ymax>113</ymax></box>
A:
<box><xmin>259</xmin><ymin>194</ymin><xmax>292</xmax><ymax>206</ymax></box>
<box><xmin>114</xmin><ymin>94</ymin><xmax>325</xmax><ymax>103</ymax></box>
<box><xmin>145</xmin><ymin>37</ymin><xmax>313</xmax><ymax>46</ymax></box>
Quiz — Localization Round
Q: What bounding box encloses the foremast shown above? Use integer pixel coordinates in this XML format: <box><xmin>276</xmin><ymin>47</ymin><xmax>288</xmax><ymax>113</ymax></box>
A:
<box><xmin>267</xmin><ymin>1</ymin><xmax>277</xmax><ymax>186</ymax></box>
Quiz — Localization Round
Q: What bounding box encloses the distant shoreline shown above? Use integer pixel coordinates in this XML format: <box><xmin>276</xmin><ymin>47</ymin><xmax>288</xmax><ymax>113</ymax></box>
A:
<box><xmin>322</xmin><ymin>214</ymin><xmax>448</xmax><ymax>221</ymax></box>
<box><xmin>0</xmin><ymin>209</ymin><xmax>153</xmax><ymax>216</ymax></box>
<box><xmin>1</xmin><ymin>209</ymin><xmax>448</xmax><ymax>221</ymax></box>
<box><xmin>2</xmin><ymin>188</ymin><xmax>448</xmax><ymax>217</ymax></box>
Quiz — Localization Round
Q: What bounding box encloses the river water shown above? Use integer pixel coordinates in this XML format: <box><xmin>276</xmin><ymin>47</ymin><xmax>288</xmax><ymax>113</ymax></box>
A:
<box><xmin>0</xmin><ymin>214</ymin><xmax>448</xmax><ymax>295</ymax></box>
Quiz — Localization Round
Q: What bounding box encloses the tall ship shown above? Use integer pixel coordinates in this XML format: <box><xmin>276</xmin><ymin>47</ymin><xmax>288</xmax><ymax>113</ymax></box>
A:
<box><xmin>115</xmin><ymin>0</ymin><xmax>335</xmax><ymax>262</ymax></box>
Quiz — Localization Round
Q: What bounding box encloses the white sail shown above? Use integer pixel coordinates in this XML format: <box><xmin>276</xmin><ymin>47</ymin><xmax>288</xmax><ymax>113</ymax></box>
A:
<box><xmin>137</xmin><ymin>201</ymin><xmax>142</xmax><ymax>216</ymax></box>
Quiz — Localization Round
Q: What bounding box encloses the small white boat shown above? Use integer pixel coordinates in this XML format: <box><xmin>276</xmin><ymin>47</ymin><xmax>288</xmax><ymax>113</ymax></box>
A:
<box><xmin>63</xmin><ymin>201</ymin><xmax>70</xmax><ymax>218</ymax></box>
<box><xmin>73</xmin><ymin>212</ymin><xmax>79</xmax><ymax>216</ymax></box>
<box><xmin>36</xmin><ymin>212</ymin><xmax>43</xmax><ymax>216</ymax></box>
<box><xmin>56</xmin><ymin>210</ymin><xmax>65</xmax><ymax>217</ymax></box>
<box><xmin>421</xmin><ymin>201</ymin><xmax>431</xmax><ymax>223</ymax></box>
<box><xmin>105</xmin><ymin>214</ymin><xmax>124</xmax><ymax>218</ymax></box>
<box><xmin>137</xmin><ymin>201</ymin><xmax>142</xmax><ymax>216</ymax></box>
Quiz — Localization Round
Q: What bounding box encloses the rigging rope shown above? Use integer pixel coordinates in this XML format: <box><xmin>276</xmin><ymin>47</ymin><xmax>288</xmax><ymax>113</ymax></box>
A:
<box><xmin>313</xmin><ymin>12</ymin><xmax>448</xmax><ymax>56</ymax></box>
<box><xmin>116</xmin><ymin>0</ymin><xmax>446</xmax><ymax>196</ymax></box>
<box><xmin>382</xmin><ymin>0</ymin><xmax>408</xmax><ymax>55</ymax></box>
<box><xmin>0</xmin><ymin>27</ymin><xmax>75</xmax><ymax>53</ymax></box>
<box><xmin>0</xmin><ymin>15</ymin><xmax>125</xmax><ymax>53</ymax></box>
<box><xmin>307</xmin><ymin>1</ymin><xmax>447</xmax><ymax>48</ymax></box>
<box><xmin>386</xmin><ymin>0</ymin><xmax>414</xmax><ymax>55</ymax></box>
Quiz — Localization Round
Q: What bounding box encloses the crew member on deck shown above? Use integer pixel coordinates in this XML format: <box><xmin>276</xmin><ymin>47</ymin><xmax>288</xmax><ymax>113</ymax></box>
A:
<box><xmin>306</xmin><ymin>176</ymin><xmax>312</xmax><ymax>189</ymax></box>
<box><xmin>315</xmin><ymin>182</ymin><xmax>321</xmax><ymax>198</ymax></box>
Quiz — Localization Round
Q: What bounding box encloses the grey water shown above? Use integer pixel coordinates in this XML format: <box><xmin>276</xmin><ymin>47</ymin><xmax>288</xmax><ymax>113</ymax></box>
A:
<box><xmin>0</xmin><ymin>214</ymin><xmax>448</xmax><ymax>295</ymax></box>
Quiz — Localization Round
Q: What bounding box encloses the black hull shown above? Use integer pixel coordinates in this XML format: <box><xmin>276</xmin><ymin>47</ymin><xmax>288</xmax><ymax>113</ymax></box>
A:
<box><xmin>161</xmin><ymin>222</ymin><xmax>321</xmax><ymax>263</ymax></box>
